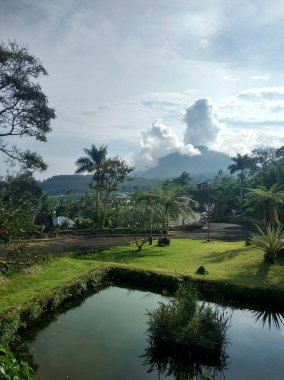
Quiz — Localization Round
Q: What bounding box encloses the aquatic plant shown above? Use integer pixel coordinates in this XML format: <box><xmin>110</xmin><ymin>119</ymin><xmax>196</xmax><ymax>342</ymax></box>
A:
<box><xmin>145</xmin><ymin>283</ymin><xmax>231</xmax><ymax>376</ymax></box>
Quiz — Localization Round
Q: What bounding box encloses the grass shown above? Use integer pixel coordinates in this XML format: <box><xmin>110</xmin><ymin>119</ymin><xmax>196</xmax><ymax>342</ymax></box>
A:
<box><xmin>1</xmin><ymin>238</ymin><xmax>284</xmax><ymax>313</ymax></box>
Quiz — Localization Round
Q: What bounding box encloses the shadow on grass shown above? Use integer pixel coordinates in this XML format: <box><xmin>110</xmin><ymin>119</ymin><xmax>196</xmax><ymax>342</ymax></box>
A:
<box><xmin>72</xmin><ymin>245</ymin><xmax>165</xmax><ymax>264</ymax></box>
<box><xmin>256</xmin><ymin>261</ymin><xmax>270</xmax><ymax>283</ymax></box>
<box><xmin>205</xmin><ymin>247</ymin><xmax>251</xmax><ymax>264</ymax></box>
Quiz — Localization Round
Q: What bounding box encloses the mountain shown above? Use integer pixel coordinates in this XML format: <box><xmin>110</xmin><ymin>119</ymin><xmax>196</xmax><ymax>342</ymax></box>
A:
<box><xmin>138</xmin><ymin>146</ymin><xmax>231</xmax><ymax>178</ymax></box>
<box><xmin>39</xmin><ymin>146</ymin><xmax>232</xmax><ymax>195</ymax></box>
<box><xmin>39</xmin><ymin>175</ymin><xmax>93</xmax><ymax>195</ymax></box>
<box><xmin>38</xmin><ymin>174</ymin><xmax>160</xmax><ymax>196</ymax></box>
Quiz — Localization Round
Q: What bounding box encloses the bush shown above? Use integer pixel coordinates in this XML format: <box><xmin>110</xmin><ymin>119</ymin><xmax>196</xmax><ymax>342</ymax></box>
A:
<box><xmin>0</xmin><ymin>344</ymin><xmax>35</xmax><ymax>379</ymax></box>
<box><xmin>249</xmin><ymin>223</ymin><xmax>284</xmax><ymax>262</ymax></box>
<box><xmin>157</xmin><ymin>237</ymin><xmax>170</xmax><ymax>247</ymax></box>
<box><xmin>146</xmin><ymin>284</ymin><xmax>230</xmax><ymax>359</ymax></box>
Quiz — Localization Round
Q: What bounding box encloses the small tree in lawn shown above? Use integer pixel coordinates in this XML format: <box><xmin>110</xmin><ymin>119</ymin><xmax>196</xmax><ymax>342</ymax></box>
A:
<box><xmin>115</xmin><ymin>199</ymin><xmax>165</xmax><ymax>251</ymax></box>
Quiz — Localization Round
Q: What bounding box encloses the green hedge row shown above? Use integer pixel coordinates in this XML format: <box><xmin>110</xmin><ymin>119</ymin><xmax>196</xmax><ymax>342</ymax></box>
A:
<box><xmin>1</xmin><ymin>266</ymin><xmax>284</xmax><ymax>345</ymax></box>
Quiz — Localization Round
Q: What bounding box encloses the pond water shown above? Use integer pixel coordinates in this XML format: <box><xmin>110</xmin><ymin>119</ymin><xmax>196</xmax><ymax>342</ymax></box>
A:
<box><xmin>24</xmin><ymin>286</ymin><xmax>284</xmax><ymax>380</ymax></box>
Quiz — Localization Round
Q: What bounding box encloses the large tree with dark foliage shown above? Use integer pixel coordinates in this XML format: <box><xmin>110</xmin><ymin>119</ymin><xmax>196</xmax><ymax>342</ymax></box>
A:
<box><xmin>0</xmin><ymin>41</ymin><xmax>56</xmax><ymax>171</ymax></box>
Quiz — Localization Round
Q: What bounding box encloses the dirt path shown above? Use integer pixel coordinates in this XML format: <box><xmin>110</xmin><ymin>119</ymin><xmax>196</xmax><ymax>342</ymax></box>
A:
<box><xmin>0</xmin><ymin>223</ymin><xmax>251</xmax><ymax>259</ymax></box>
<box><xmin>28</xmin><ymin>223</ymin><xmax>251</xmax><ymax>255</ymax></box>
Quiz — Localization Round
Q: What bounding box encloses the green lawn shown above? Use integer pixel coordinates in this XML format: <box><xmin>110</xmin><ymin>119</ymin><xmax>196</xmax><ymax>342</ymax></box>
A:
<box><xmin>1</xmin><ymin>238</ymin><xmax>284</xmax><ymax>313</ymax></box>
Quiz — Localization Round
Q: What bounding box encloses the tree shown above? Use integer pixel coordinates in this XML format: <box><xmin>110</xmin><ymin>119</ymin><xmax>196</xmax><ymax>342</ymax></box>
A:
<box><xmin>0</xmin><ymin>171</ymin><xmax>42</xmax><ymax>241</ymax></box>
<box><xmin>172</xmin><ymin>172</ymin><xmax>192</xmax><ymax>186</ymax></box>
<box><xmin>99</xmin><ymin>156</ymin><xmax>134</xmax><ymax>204</ymax></box>
<box><xmin>228</xmin><ymin>154</ymin><xmax>254</xmax><ymax>209</ymax></box>
<box><xmin>75</xmin><ymin>144</ymin><xmax>107</xmax><ymax>198</ymax></box>
<box><xmin>113</xmin><ymin>197</ymin><xmax>165</xmax><ymax>251</ymax></box>
<box><xmin>251</xmin><ymin>147</ymin><xmax>279</xmax><ymax>168</ymax></box>
<box><xmin>0</xmin><ymin>171</ymin><xmax>42</xmax><ymax>205</ymax></box>
<box><xmin>210</xmin><ymin>170</ymin><xmax>239</xmax><ymax>220</ymax></box>
<box><xmin>0</xmin><ymin>41</ymin><xmax>56</xmax><ymax>171</ymax></box>
<box><xmin>245</xmin><ymin>184</ymin><xmax>284</xmax><ymax>224</ymax></box>
<box><xmin>75</xmin><ymin>145</ymin><xmax>134</xmax><ymax>227</ymax></box>
<box><xmin>135</xmin><ymin>186</ymin><xmax>197</xmax><ymax>231</ymax></box>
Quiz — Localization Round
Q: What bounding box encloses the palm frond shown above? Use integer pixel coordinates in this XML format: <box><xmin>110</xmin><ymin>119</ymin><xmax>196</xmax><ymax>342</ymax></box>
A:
<box><xmin>249</xmin><ymin>224</ymin><xmax>284</xmax><ymax>255</ymax></box>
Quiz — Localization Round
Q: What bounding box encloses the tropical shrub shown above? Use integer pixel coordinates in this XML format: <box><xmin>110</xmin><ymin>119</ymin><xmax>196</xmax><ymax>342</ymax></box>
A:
<box><xmin>0</xmin><ymin>344</ymin><xmax>34</xmax><ymax>379</ymax></box>
<box><xmin>249</xmin><ymin>223</ymin><xmax>284</xmax><ymax>262</ymax></box>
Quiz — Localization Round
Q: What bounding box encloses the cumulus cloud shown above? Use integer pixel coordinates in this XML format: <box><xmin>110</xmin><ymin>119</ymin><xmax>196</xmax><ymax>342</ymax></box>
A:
<box><xmin>211</xmin><ymin>128</ymin><xmax>259</xmax><ymax>156</ymax></box>
<box><xmin>183</xmin><ymin>98</ymin><xmax>223</xmax><ymax>147</ymax></box>
<box><xmin>128</xmin><ymin>119</ymin><xmax>200</xmax><ymax>171</ymax></box>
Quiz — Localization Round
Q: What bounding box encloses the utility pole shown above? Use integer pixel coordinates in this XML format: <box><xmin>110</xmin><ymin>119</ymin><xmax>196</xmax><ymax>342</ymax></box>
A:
<box><xmin>197</xmin><ymin>180</ymin><xmax>211</xmax><ymax>242</ymax></box>
<box><xmin>207</xmin><ymin>181</ymin><xmax>210</xmax><ymax>242</ymax></box>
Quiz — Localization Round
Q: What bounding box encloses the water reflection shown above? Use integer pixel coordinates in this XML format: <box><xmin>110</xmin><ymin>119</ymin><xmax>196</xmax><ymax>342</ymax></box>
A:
<box><xmin>252</xmin><ymin>309</ymin><xmax>284</xmax><ymax>330</ymax></box>
<box><xmin>142</xmin><ymin>342</ymin><xmax>229</xmax><ymax>380</ymax></box>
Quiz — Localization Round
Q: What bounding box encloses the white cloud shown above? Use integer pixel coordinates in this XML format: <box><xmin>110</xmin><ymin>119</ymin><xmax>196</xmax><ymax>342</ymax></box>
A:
<box><xmin>250</xmin><ymin>75</ymin><xmax>271</xmax><ymax>81</ymax></box>
<box><xmin>183</xmin><ymin>99</ymin><xmax>224</xmax><ymax>147</ymax></box>
<box><xmin>238</xmin><ymin>86</ymin><xmax>284</xmax><ymax>100</ymax></box>
<box><xmin>128</xmin><ymin>119</ymin><xmax>200</xmax><ymax>171</ymax></box>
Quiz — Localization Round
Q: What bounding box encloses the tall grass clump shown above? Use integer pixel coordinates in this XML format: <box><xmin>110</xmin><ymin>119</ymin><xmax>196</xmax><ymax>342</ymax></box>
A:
<box><xmin>145</xmin><ymin>283</ymin><xmax>231</xmax><ymax>372</ymax></box>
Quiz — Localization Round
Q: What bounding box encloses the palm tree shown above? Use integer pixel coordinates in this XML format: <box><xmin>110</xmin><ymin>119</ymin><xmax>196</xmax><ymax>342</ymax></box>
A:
<box><xmin>245</xmin><ymin>183</ymin><xmax>284</xmax><ymax>224</ymax></box>
<box><xmin>75</xmin><ymin>144</ymin><xmax>107</xmax><ymax>198</ymax></box>
<box><xmin>228</xmin><ymin>154</ymin><xmax>253</xmax><ymax>210</ymax></box>
<box><xmin>135</xmin><ymin>186</ymin><xmax>197</xmax><ymax>231</ymax></box>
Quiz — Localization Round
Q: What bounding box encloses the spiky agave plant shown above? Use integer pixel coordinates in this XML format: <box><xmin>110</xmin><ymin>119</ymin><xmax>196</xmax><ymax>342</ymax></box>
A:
<box><xmin>249</xmin><ymin>223</ymin><xmax>284</xmax><ymax>262</ymax></box>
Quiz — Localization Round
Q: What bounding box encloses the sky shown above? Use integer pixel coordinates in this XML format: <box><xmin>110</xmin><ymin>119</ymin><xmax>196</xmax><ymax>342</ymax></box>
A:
<box><xmin>1</xmin><ymin>0</ymin><xmax>284</xmax><ymax>179</ymax></box>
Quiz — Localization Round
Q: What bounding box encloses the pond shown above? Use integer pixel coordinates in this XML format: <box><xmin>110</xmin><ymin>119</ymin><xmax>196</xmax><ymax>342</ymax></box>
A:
<box><xmin>23</xmin><ymin>286</ymin><xmax>284</xmax><ymax>380</ymax></box>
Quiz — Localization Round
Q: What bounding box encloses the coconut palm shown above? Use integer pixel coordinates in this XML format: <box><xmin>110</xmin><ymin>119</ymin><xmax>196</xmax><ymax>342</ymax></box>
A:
<box><xmin>249</xmin><ymin>224</ymin><xmax>284</xmax><ymax>262</ymax></box>
<box><xmin>245</xmin><ymin>183</ymin><xmax>284</xmax><ymax>224</ymax></box>
<box><xmin>75</xmin><ymin>144</ymin><xmax>107</xmax><ymax>197</ymax></box>
<box><xmin>228</xmin><ymin>154</ymin><xmax>254</xmax><ymax>209</ymax></box>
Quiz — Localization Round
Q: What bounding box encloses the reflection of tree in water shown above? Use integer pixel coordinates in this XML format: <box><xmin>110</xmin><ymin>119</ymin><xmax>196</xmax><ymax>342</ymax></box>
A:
<box><xmin>252</xmin><ymin>309</ymin><xmax>284</xmax><ymax>330</ymax></box>
<box><xmin>141</xmin><ymin>342</ymin><xmax>229</xmax><ymax>380</ymax></box>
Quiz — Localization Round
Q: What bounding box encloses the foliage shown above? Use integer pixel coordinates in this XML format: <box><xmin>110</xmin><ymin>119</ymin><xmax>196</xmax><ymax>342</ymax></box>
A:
<box><xmin>249</xmin><ymin>224</ymin><xmax>284</xmax><ymax>262</ymax></box>
<box><xmin>210</xmin><ymin>170</ymin><xmax>239</xmax><ymax>221</ymax></box>
<box><xmin>0</xmin><ymin>344</ymin><xmax>35</xmax><ymax>379</ymax></box>
<box><xmin>0</xmin><ymin>170</ymin><xmax>42</xmax><ymax>244</ymax></box>
<box><xmin>0</xmin><ymin>41</ymin><xmax>56</xmax><ymax>171</ymax></box>
<box><xmin>145</xmin><ymin>283</ymin><xmax>230</xmax><ymax>373</ymax></box>
<box><xmin>163</xmin><ymin>171</ymin><xmax>193</xmax><ymax>191</ymax></box>
<box><xmin>228</xmin><ymin>153</ymin><xmax>255</xmax><ymax>207</ymax></box>
<box><xmin>0</xmin><ymin>171</ymin><xmax>42</xmax><ymax>205</ymax></box>
<box><xmin>157</xmin><ymin>237</ymin><xmax>170</xmax><ymax>246</ymax></box>
<box><xmin>75</xmin><ymin>145</ymin><xmax>133</xmax><ymax>227</ymax></box>
<box><xmin>97</xmin><ymin>156</ymin><xmax>134</xmax><ymax>202</ymax></box>
<box><xmin>75</xmin><ymin>144</ymin><xmax>107</xmax><ymax>197</ymax></box>
<box><xmin>0</xmin><ymin>197</ymin><xmax>35</xmax><ymax>242</ymax></box>
<box><xmin>114</xmin><ymin>198</ymin><xmax>166</xmax><ymax>251</ymax></box>
<box><xmin>135</xmin><ymin>186</ymin><xmax>197</xmax><ymax>230</ymax></box>
<box><xmin>245</xmin><ymin>184</ymin><xmax>284</xmax><ymax>224</ymax></box>
<box><xmin>74</xmin><ymin>216</ymin><xmax>94</xmax><ymax>230</ymax></box>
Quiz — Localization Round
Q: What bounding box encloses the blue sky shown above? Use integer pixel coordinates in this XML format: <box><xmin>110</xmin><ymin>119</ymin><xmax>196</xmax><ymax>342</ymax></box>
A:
<box><xmin>1</xmin><ymin>0</ymin><xmax>284</xmax><ymax>179</ymax></box>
